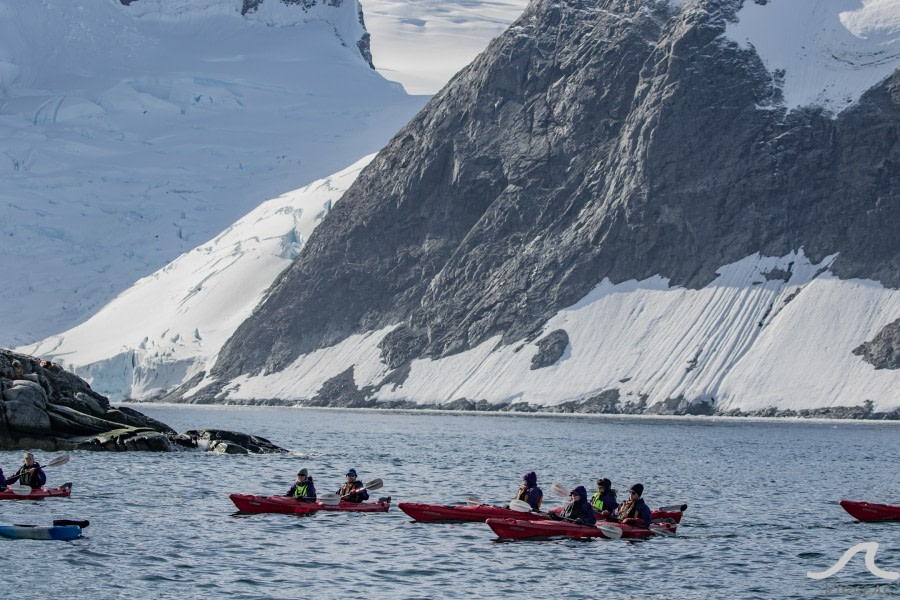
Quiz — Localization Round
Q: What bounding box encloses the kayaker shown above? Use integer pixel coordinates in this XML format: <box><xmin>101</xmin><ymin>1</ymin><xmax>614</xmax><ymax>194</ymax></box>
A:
<box><xmin>286</xmin><ymin>468</ymin><xmax>317</xmax><ymax>502</ymax></box>
<box><xmin>590</xmin><ymin>478</ymin><xmax>618</xmax><ymax>517</ymax></box>
<box><xmin>337</xmin><ymin>468</ymin><xmax>368</xmax><ymax>503</ymax></box>
<box><xmin>554</xmin><ymin>485</ymin><xmax>596</xmax><ymax>526</ymax></box>
<box><xmin>6</xmin><ymin>452</ymin><xmax>47</xmax><ymax>489</ymax></box>
<box><xmin>613</xmin><ymin>483</ymin><xmax>652</xmax><ymax>528</ymax></box>
<box><xmin>0</xmin><ymin>466</ymin><xmax>6</xmax><ymax>491</ymax></box>
<box><xmin>514</xmin><ymin>471</ymin><xmax>543</xmax><ymax>510</ymax></box>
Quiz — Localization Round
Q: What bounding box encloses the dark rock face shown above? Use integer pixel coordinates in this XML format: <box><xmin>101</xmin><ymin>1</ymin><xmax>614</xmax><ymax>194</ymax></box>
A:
<box><xmin>209</xmin><ymin>0</ymin><xmax>899</xmax><ymax>407</ymax></box>
<box><xmin>0</xmin><ymin>350</ymin><xmax>286</xmax><ymax>452</ymax></box>
<box><xmin>531</xmin><ymin>329</ymin><xmax>570</xmax><ymax>370</ymax></box>
<box><xmin>853</xmin><ymin>318</ymin><xmax>900</xmax><ymax>370</ymax></box>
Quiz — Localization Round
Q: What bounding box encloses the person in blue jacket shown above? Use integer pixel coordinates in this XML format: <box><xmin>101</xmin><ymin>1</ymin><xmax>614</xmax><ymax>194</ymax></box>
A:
<box><xmin>286</xmin><ymin>468</ymin><xmax>316</xmax><ymax>502</ymax></box>
<box><xmin>337</xmin><ymin>468</ymin><xmax>368</xmax><ymax>503</ymax></box>
<box><xmin>613</xmin><ymin>483</ymin><xmax>652</xmax><ymax>527</ymax></box>
<box><xmin>6</xmin><ymin>452</ymin><xmax>46</xmax><ymax>489</ymax></box>
<box><xmin>590</xmin><ymin>478</ymin><xmax>618</xmax><ymax>517</ymax></box>
<box><xmin>514</xmin><ymin>471</ymin><xmax>543</xmax><ymax>510</ymax></box>
<box><xmin>556</xmin><ymin>485</ymin><xmax>597</xmax><ymax>526</ymax></box>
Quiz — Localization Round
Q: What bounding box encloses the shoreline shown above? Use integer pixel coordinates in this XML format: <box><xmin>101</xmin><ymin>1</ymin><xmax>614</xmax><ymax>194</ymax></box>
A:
<box><xmin>118</xmin><ymin>401</ymin><xmax>900</xmax><ymax>426</ymax></box>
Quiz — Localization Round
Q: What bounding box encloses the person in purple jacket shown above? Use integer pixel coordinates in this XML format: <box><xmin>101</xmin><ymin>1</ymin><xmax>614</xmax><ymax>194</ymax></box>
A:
<box><xmin>514</xmin><ymin>471</ymin><xmax>543</xmax><ymax>510</ymax></box>
<box><xmin>0</xmin><ymin>466</ymin><xmax>6</xmax><ymax>491</ymax></box>
<box><xmin>613</xmin><ymin>483</ymin><xmax>652</xmax><ymax>528</ymax></box>
<box><xmin>555</xmin><ymin>485</ymin><xmax>597</xmax><ymax>526</ymax></box>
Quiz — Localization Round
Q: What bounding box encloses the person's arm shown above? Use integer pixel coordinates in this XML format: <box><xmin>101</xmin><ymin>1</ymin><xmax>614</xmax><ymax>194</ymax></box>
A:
<box><xmin>306</xmin><ymin>481</ymin><xmax>317</xmax><ymax>501</ymax></box>
<box><xmin>4</xmin><ymin>468</ymin><xmax>22</xmax><ymax>485</ymax></box>
<box><xmin>286</xmin><ymin>484</ymin><xmax>297</xmax><ymax>497</ymax></box>
<box><xmin>639</xmin><ymin>504</ymin><xmax>651</xmax><ymax>528</ymax></box>
<box><xmin>36</xmin><ymin>467</ymin><xmax>46</xmax><ymax>487</ymax></box>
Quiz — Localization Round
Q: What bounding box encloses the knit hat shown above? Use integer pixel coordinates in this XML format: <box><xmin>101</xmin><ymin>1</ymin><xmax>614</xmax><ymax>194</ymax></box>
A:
<box><xmin>597</xmin><ymin>478</ymin><xmax>611</xmax><ymax>490</ymax></box>
<box><xmin>630</xmin><ymin>483</ymin><xmax>644</xmax><ymax>497</ymax></box>
<box><xmin>297</xmin><ymin>468</ymin><xmax>308</xmax><ymax>477</ymax></box>
<box><xmin>522</xmin><ymin>471</ymin><xmax>537</xmax><ymax>486</ymax></box>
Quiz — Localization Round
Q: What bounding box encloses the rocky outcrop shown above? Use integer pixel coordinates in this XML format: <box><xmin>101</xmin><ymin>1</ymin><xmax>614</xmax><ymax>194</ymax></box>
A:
<box><xmin>531</xmin><ymin>330</ymin><xmax>570</xmax><ymax>370</ymax></box>
<box><xmin>853</xmin><ymin>318</ymin><xmax>900</xmax><ymax>370</ymax></box>
<box><xmin>0</xmin><ymin>350</ymin><xmax>286</xmax><ymax>452</ymax></box>
<box><xmin>209</xmin><ymin>0</ymin><xmax>899</xmax><ymax>399</ymax></box>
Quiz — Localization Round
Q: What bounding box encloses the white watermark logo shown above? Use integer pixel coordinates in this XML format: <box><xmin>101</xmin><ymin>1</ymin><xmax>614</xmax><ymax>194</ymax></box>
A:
<box><xmin>808</xmin><ymin>542</ymin><xmax>899</xmax><ymax>581</ymax></box>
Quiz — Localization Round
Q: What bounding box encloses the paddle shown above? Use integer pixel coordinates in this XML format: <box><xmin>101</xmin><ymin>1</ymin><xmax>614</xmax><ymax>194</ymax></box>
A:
<box><xmin>8</xmin><ymin>453</ymin><xmax>71</xmax><ymax>496</ymax></box>
<box><xmin>509</xmin><ymin>498</ymin><xmax>624</xmax><ymax>539</ymax></box>
<box><xmin>466</xmin><ymin>496</ymin><xmax>484</xmax><ymax>506</ymax></box>
<box><xmin>318</xmin><ymin>478</ymin><xmax>384</xmax><ymax>506</ymax></box>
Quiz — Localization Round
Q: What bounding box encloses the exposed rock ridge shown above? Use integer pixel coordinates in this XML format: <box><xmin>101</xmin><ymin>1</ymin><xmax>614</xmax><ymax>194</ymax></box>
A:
<box><xmin>209</xmin><ymin>0</ymin><xmax>899</xmax><ymax>394</ymax></box>
<box><xmin>853</xmin><ymin>318</ymin><xmax>900</xmax><ymax>370</ymax></box>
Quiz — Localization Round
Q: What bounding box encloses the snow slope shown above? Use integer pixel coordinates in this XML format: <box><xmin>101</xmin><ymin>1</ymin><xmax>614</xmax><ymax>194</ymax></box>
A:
<box><xmin>215</xmin><ymin>251</ymin><xmax>900</xmax><ymax>414</ymax></box>
<box><xmin>724</xmin><ymin>0</ymin><xmax>900</xmax><ymax>114</ymax></box>
<box><xmin>23</xmin><ymin>156</ymin><xmax>374</xmax><ymax>400</ymax></box>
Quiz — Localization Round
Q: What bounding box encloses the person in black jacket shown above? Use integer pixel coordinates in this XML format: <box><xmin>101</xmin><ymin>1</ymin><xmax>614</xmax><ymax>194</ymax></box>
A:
<box><xmin>613</xmin><ymin>483</ymin><xmax>652</xmax><ymax>527</ymax></box>
<box><xmin>286</xmin><ymin>468</ymin><xmax>316</xmax><ymax>502</ymax></box>
<box><xmin>555</xmin><ymin>485</ymin><xmax>597</xmax><ymax>526</ymax></box>
<box><xmin>6</xmin><ymin>452</ymin><xmax>46</xmax><ymax>489</ymax></box>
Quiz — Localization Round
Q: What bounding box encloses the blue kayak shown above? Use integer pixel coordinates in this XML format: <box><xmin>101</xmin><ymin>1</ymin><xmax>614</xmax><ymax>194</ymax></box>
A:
<box><xmin>0</xmin><ymin>519</ymin><xmax>89</xmax><ymax>541</ymax></box>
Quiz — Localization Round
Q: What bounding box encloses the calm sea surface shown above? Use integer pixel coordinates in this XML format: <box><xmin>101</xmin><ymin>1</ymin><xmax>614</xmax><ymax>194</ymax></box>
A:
<box><xmin>1</xmin><ymin>405</ymin><xmax>897</xmax><ymax>599</ymax></box>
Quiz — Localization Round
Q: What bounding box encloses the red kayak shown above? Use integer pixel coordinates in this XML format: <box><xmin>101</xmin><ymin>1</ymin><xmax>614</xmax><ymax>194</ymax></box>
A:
<box><xmin>840</xmin><ymin>500</ymin><xmax>900</xmax><ymax>522</ymax></box>
<box><xmin>486</xmin><ymin>518</ymin><xmax>677</xmax><ymax>540</ymax></box>
<box><xmin>398</xmin><ymin>503</ymin><xmax>552</xmax><ymax>522</ymax></box>
<box><xmin>230</xmin><ymin>494</ymin><xmax>390</xmax><ymax>514</ymax></box>
<box><xmin>0</xmin><ymin>483</ymin><xmax>72</xmax><ymax>501</ymax></box>
<box><xmin>399</xmin><ymin>502</ymin><xmax>685</xmax><ymax>524</ymax></box>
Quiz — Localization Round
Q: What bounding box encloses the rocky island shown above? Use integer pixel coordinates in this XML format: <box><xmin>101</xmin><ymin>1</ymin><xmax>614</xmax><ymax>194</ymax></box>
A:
<box><xmin>0</xmin><ymin>350</ymin><xmax>284</xmax><ymax>453</ymax></box>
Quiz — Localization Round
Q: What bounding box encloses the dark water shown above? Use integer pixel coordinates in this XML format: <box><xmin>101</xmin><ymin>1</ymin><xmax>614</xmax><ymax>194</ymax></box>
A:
<box><xmin>1</xmin><ymin>406</ymin><xmax>897</xmax><ymax>599</ymax></box>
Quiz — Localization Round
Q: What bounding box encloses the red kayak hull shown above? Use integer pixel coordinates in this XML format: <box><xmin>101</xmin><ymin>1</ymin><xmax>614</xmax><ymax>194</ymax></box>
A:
<box><xmin>398</xmin><ymin>503</ymin><xmax>552</xmax><ymax>522</ymax></box>
<box><xmin>486</xmin><ymin>518</ymin><xmax>677</xmax><ymax>540</ymax></box>
<box><xmin>229</xmin><ymin>494</ymin><xmax>390</xmax><ymax>514</ymax></box>
<box><xmin>840</xmin><ymin>500</ymin><xmax>900</xmax><ymax>522</ymax></box>
<box><xmin>0</xmin><ymin>483</ymin><xmax>72</xmax><ymax>501</ymax></box>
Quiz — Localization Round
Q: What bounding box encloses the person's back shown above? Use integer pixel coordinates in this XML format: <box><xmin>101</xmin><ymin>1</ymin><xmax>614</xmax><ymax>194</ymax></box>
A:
<box><xmin>515</xmin><ymin>471</ymin><xmax>543</xmax><ymax>510</ymax></box>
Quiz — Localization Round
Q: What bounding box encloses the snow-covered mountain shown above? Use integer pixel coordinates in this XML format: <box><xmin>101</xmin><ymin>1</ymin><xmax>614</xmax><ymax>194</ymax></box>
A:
<box><xmin>19</xmin><ymin>0</ymin><xmax>900</xmax><ymax>417</ymax></box>
<box><xmin>0</xmin><ymin>0</ymin><xmax>431</xmax><ymax>346</ymax></box>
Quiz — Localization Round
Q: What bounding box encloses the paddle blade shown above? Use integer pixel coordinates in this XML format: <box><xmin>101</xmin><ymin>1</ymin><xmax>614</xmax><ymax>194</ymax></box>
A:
<box><xmin>46</xmin><ymin>453</ymin><xmax>70</xmax><ymax>468</ymax></box>
<box><xmin>466</xmin><ymin>496</ymin><xmax>483</xmax><ymax>506</ymax></box>
<box><xmin>363</xmin><ymin>479</ymin><xmax>383</xmax><ymax>492</ymax></box>
<box><xmin>318</xmin><ymin>494</ymin><xmax>341</xmax><ymax>506</ymax></box>
<box><xmin>597</xmin><ymin>523</ymin><xmax>623</xmax><ymax>540</ymax></box>
<box><xmin>551</xmin><ymin>482</ymin><xmax>571</xmax><ymax>498</ymax></box>
<box><xmin>508</xmin><ymin>499</ymin><xmax>534</xmax><ymax>513</ymax></box>
<box><xmin>649</xmin><ymin>525</ymin><xmax>676</xmax><ymax>537</ymax></box>
<box><xmin>9</xmin><ymin>484</ymin><xmax>32</xmax><ymax>496</ymax></box>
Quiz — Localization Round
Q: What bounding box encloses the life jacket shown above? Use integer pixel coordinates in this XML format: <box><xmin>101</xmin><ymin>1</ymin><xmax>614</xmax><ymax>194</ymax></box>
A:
<box><xmin>590</xmin><ymin>492</ymin><xmax>605</xmax><ymax>511</ymax></box>
<box><xmin>339</xmin><ymin>481</ymin><xmax>365</xmax><ymax>503</ymax></box>
<box><xmin>292</xmin><ymin>481</ymin><xmax>311</xmax><ymax>499</ymax></box>
<box><xmin>16</xmin><ymin>463</ymin><xmax>43</xmax><ymax>489</ymax></box>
